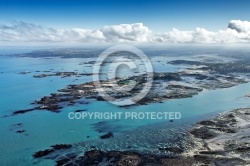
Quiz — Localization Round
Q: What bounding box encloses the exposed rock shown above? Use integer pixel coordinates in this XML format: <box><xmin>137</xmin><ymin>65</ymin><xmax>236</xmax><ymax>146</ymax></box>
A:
<box><xmin>13</xmin><ymin>108</ymin><xmax>35</xmax><ymax>115</ymax></box>
<box><xmin>33</xmin><ymin>144</ymin><xmax>72</xmax><ymax>158</ymax></box>
<box><xmin>51</xmin><ymin>144</ymin><xmax>72</xmax><ymax>150</ymax></box>
<box><xmin>33</xmin><ymin>149</ymin><xmax>55</xmax><ymax>158</ymax></box>
<box><xmin>33</xmin><ymin>71</ymin><xmax>93</xmax><ymax>78</ymax></box>
<box><xmin>55</xmin><ymin>157</ymin><xmax>70</xmax><ymax>166</ymax></box>
<box><xmin>189</xmin><ymin>108</ymin><xmax>250</xmax><ymax>165</ymax></box>
<box><xmin>18</xmin><ymin>71</ymin><xmax>31</xmax><ymax>75</ymax></box>
<box><xmin>99</xmin><ymin>131</ymin><xmax>113</xmax><ymax>139</ymax></box>
<box><xmin>199</xmin><ymin>120</ymin><xmax>216</xmax><ymax>126</ymax></box>
<box><xmin>16</xmin><ymin>130</ymin><xmax>25</xmax><ymax>133</ymax></box>
<box><xmin>75</xmin><ymin>109</ymin><xmax>87</xmax><ymax>112</ymax></box>
<box><xmin>190</xmin><ymin>127</ymin><xmax>217</xmax><ymax>139</ymax></box>
<box><xmin>58</xmin><ymin>150</ymin><xmax>195</xmax><ymax>166</ymax></box>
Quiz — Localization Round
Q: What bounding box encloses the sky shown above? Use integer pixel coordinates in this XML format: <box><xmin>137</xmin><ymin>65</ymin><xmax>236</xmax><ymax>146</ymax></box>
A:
<box><xmin>0</xmin><ymin>0</ymin><xmax>250</xmax><ymax>44</ymax></box>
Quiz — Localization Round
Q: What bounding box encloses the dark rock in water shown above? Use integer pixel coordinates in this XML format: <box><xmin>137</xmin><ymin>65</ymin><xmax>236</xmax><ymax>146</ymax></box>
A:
<box><xmin>98</xmin><ymin>121</ymin><xmax>105</xmax><ymax>124</ymax></box>
<box><xmin>10</xmin><ymin>123</ymin><xmax>23</xmax><ymax>128</ymax></box>
<box><xmin>82</xmin><ymin>150</ymin><xmax>105</xmax><ymax>164</ymax></box>
<box><xmin>170</xmin><ymin>120</ymin><xmax>174</xmax><ymax>122</ymax></box>
<box><xmin>100</xmin><ymin>131</ymin><xmax>113</xmax><ymax>139</ymax></box>
<box><xmin>33</xmin><ymin>149</ymin><xmax>55</xmax><ymax>158</ymax></box>
<box><xmin>18</xmin><ymin>71</ymin><xmax>31</xmax><ymax>75</ymax></box>
<box><xmin>119</xmin><ymin>105</ymin><xmax>130</xmax><ymax>108</ymax></box>
<box><xmin>9</xmin><ymin>123</ymin><xmax>24</xmax><ymax>133</ymax></box>
<box><xmin>37</xmin><ymin>105</ymin><xmax>63</xmax><ymax>112</ymax></box>
<box><xmin>190</xmin><ymin>127</ymin><xmax>217</xmax><ymax>139</ymax></box>
<box><xmin>13</xmin><ymin>108</ymin><xmax>35</xmax><ymax>115</ymax></box>
<box><xmin>33</xmin><ymin>144</ymin><xmax>72</xmax><ymax>159</ymax></box>
<box><xmin>96</xmin><ymin>96</ymin><xmax>105</xmax><ymax>101</ymax></box>
<box><xmin>16</xmin><ymin>130</ymin><xmax>25</xmax><ymax>133</ymax></box>
<box><xmin>55</xmin><ymin>153</ymin><xmax>77</xmax><ymax>166</ymax></box>
<box><xmin>51</xmin><ymin>144</ymin><xmax>72</xmax><ymax>150</ymax></box>
<box><xmin>75</xmin><ymin>109</ymin><xmax>87</xmax><ymax>112</ymax></box>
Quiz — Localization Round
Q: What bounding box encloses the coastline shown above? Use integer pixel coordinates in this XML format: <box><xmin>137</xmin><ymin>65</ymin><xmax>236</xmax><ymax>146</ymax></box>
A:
<box><xmin>31</xmin><ymin>108</ymin><xmax>250</xmax><ymax>165</ymax></box>
<box><xmin>8</xmin><ymin>59</ymin><xmax>250</xmax><ymax>116</ymax></box>
<box><xmin>76</xmin><ymin>107</ymin><xmax>249</xmax><ymax>166</ymax></box>
<box><xmin>1</xmin><ymin>54</ymin><xmax>250</xmax><ymax>165</ymax></box>
<box><xmin>188</xmin><ymin>108</ymin><xmax>250</xmax><ymax>165</ymax></box>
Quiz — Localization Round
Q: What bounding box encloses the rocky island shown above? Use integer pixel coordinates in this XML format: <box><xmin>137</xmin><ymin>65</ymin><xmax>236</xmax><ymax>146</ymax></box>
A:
<box><xmin>10</xmin><ymin>59</ymin><xmax>250</xmax><ymax>115</ymax></box>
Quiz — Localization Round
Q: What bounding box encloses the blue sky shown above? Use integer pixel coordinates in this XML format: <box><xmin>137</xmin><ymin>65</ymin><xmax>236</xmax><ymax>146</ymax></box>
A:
<box><xmin>0</xmin><ymin>0</ymin><xmax>250</xmax><ymax>32</ymax></box>
<box><xmin>0</xmin><ymin>0</ymin><xmax>250</xmax><ymax>44</ymax></box>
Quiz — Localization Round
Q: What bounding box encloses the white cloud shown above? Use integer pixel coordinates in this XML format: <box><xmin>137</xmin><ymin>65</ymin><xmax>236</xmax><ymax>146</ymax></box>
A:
<box><xmin>0</xmin><ymin>20</ymin><xmax>250</xmax><ymax>43</ymax></box>
<box><xmin>154</xmin><ymin>28</ymin><xmax>194</xmax><ymax>43</ymax></box>
<box><xmin>154</xmin><ymin>20</ymin><xmax>250</xmax><ymax>43</ymax></box>
<box><xmin>101</xmin><ymin>23</ymin><xmax>152</xmax><ymax>42</ymax></box>
<box><xmin>228</xmin><ymin>20</ymin><xmax>250</xmax><ymax>33</ymax></box>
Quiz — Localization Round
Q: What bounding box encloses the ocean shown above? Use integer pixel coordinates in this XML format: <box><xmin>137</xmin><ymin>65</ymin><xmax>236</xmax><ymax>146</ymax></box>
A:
<box><xmin>0</xmin><ymin>47</ymin><xmax>250</xmax><ymax>165</ymax></box>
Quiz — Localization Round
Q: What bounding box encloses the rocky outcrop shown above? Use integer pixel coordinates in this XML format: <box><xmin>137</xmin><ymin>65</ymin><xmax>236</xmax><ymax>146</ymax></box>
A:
<box><xmin>55</xmin><ymin>150</ymin><xmax>195</xmax><ymax>166</ymax></box>
<box><xmin>11</xmin><ymin>59</ymin><xmax>249</xmax><ymax>116</ymax></box>
<box><xmin>189</xmin><ymin>108</ymin><xmax>250</xmax><ymax>165</ymax></box>
<box><xmin>99</xmin><ymin>131</ymin><xmax>114</xmax><ymax>139</ymax></box>
<box><xmin>33</xmin><ymin>144</ymin><xmax>72</xmax><ymax>158</ymax></box>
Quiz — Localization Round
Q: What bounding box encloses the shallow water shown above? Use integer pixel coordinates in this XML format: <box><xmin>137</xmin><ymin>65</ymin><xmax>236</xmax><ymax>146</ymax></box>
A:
<box><xmin>0</xmin><ymin>54</ymin><xmax>250</xmax><ymax>165</ymax></box>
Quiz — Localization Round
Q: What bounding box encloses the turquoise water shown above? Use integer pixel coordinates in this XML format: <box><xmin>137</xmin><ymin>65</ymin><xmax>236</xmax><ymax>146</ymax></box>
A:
<box><xmin>0</xmin><ymin>55</ymin><xmax>250</xmax><ymax>165</ymax></box>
